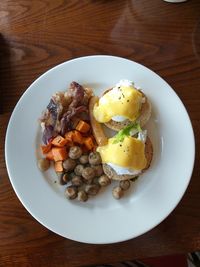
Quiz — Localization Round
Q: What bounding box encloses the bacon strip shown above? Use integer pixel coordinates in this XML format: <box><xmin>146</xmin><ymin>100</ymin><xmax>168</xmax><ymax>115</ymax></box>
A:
<box><xmin>41</xmin><ymin>81</ymin><xmax>89</xmax><ymax>144</ymax></box>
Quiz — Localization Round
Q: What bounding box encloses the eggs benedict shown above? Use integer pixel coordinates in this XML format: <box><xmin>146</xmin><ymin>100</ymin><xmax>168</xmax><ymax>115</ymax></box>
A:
<box><xmin>97</xmin><ymin>123</ymin><xmax>153</xmax><ymax>180</ymax></box>
<box><xmin>93</xmin><ymin>80</ymin><xmax>151</xmax><ymax>131</ymax></box>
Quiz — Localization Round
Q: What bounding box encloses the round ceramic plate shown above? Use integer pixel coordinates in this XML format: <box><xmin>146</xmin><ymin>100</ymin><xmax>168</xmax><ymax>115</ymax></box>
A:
<box><xmin>5</xmin><ymin>55</ymin><xmax>195</xmax><ymax>244</ymax></box>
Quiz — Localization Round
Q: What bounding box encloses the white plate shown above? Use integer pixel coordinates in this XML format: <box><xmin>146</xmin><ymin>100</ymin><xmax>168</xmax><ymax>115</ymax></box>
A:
<box><xmin>5</xmin><ymin>55</ymin><xmax>195</xmax><ymax>244</ymax></box>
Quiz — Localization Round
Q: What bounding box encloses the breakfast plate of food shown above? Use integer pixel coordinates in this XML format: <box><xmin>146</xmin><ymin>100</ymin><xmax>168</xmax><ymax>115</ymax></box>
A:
<box><xmin>5</xmin><ymin>55</ymin><xmax>195</xmax><ymax>244</ymax></box>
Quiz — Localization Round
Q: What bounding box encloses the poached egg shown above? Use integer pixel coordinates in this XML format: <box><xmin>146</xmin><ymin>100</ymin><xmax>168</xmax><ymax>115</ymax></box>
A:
<box><xmin>93</xmin><ymin>80</ymin><xmax>144</xmax><ymax>123</ymax></box>
<box><xmin>97</xmin><ymin>130</ymin><xmax>147</xmax><ymax>175</ymax></box>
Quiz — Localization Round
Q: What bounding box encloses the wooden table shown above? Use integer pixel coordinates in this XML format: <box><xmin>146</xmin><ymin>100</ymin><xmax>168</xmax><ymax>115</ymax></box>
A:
<box><xmin>0</xmin><ymin>1</ymin><xmax>200</xmax><ymax>266</ymax></box>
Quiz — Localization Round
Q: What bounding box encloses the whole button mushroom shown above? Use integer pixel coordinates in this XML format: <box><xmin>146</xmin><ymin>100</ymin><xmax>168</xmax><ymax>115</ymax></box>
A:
<box><xmin>98</xmin><ymin>174</ymin><xmax>111</xmax><ymax>187</ymax></box>
<box><xmin>88</xmin><ymin>152</ymin><xmax>102</xmax><ymax>165</ymax></box>
<box><xmin>85</xmin><ymin>184</ymin><xmax>100</xmax><ymax>196</ymax></box>
<box><xmin>79</xmin><ymin>154</ymin><xmax>89</xmax><ymax>164</ymax></box>
<box><xmin>63</xmin><ymin>158</ymin><xmax>76</xmax><ymax>172</ymax></box>
<box><xmin>92</xmin><ymin>165</ymin><xmax>104</xmax><ymax>177</ymax></box>
<box><xmin>65</xmin><ymin>186</ymin><xmax>78</xmax><ymax>200</ymax></box>
<box><xmin>112</xmin><ymin>186</ymin><xmax>124</xmax><ymax>199</ymax></box>
<box><xmin>62</xmin><ymin>173</ymin><xmax>70</xmax><ymax>184</ymax></box>
<box><xmin>69</xmin><ymin>146</ymin><xmax>82</xmax><ymax>159</ymax></box>
<box><xmin>119</xmin><ymin>180</ymin><xmax>130</xmax><ymax>191</ymax></box>
<box><xmin>58</xmin><ymin>173</ymin><xmax>69</xmax><ymax>185</ymax></box>
<box><xmin>77</xmin><ymin>190</ymin><xmax>88</xmax><ymax>202</ymax></box>
<box><xmin>37</xmin><ymin>158</ymin><xmax>50</xmax><ymax>171</ymax></box>
<box><xmin>82</xmin><ymin>167</ymin><xmax>96</xmax><ymax>181</ymax></box>
<box><xmin>71</xmin><ymin>175</ymin><xmax>83</xmax><ymax>187</ymax></box>
<box><xmin>74</xmin><ymin>164</ymin><xmax>84</xmax><ymax>176</ymax></box>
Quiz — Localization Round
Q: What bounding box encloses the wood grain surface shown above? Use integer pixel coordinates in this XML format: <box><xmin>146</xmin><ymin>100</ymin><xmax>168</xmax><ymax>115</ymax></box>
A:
<box><xmin>0</xmin><ymin>0</ymin><xmax>200</xmax><ymax>266</ymax></box>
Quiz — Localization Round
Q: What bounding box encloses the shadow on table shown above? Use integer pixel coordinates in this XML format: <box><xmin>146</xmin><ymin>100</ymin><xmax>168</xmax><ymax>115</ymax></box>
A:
<box><xmin>0</xmin><ymin>33</ymin><xmax>12</xmax><ymax>115</ymax></box>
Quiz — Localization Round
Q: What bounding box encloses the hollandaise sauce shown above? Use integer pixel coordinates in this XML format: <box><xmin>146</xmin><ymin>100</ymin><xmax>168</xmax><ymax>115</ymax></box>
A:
<box><xmin>93</xmin><ymin>85</ymin><xmax>142</xmax><ymax>123</ymax></box>
<box><xmin>97</xmin><ymin>136</ymin><xmax>147</xmax><ymax>170</ymax></box>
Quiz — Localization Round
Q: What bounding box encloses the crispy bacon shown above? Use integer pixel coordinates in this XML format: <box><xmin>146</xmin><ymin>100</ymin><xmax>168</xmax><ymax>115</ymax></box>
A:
<box><xmin>41</xmin><ymin>81</ymin><xmax>90</xmax><ymax>143</ymax></box>
<box><xmin>68</xmin><ymin>81</ymin><xmax>85</xmax><ymax>108</ymax></box>
<box><xmin>60</xmin><ymin>106</ymin><xmax>87</xmax><ymax>135</ymax></box>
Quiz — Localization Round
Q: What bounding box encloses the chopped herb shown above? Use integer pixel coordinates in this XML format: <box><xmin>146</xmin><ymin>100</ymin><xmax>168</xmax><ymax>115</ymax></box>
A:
<box><xmin>127</xmin><ymin>100</ymin><xmax>130</xmax><ymax>102</ymax></box>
